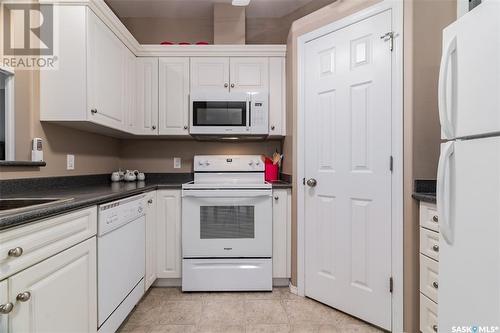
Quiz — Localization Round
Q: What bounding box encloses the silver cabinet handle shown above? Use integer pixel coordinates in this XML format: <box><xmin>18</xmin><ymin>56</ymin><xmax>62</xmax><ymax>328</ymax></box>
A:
<box><xmin>230</xmin><ymin>83</ymin><xmax>235</xmax><ymax>88</ymax></box>
<box><xmin>0</xmin><ymin>303</ymin><xmax>13</xmax><ymax>314</ymax></box>
<box><xmin>91</xmin><ymin>108</ymin><xmax>98</xmax><ymax>115</ymax></box>
<box><xmin>152</xmin><ymin>125</ymin><xmax>156</xmax><ymax>130</ymax></box>
<box><xmin>306</xmin><ymin>178</ymin><xmax>317</xmax><ymax>187</ymax></box>
<box><xmin>184</xmin><ymin>125</ymin><xmax>188</xmax><ymax>130</ymax></box>
<box><xmin>432</xmin><ymin>215</ymin><xmax>438</xmax><ymax>223</ymax></box>
<box><xmin>271</xmin><ymin>125</ymin><xmax>275</xmax><ymax>131</ymax></box>
<box><xmin>432</xmin><ymin>244</ymin><xmax>439</xmax><ymax>252</ymax></box>
<box><xmin>433</xmin><ymin>325</ymin><xmax>438</xmax><ymax>332</ymax></box>
<box><xmin>148</xmin><ymin>199</ymin><xmax>153</xmax><ymax>204</ymax></box>
<box><xmin>432</xmin><ymin>281</ymin><xmax>438</xmax><ymax>289</ymax></box>
<box><xmin>16</xmin><ymin>291</ymin><xmax>31</xmax><ymax>302</ymax></box>
<box><xmin>8</xmin><ymin>247</ymin><xmax>23</xmax><ymax>257</ymax></box>
<box><xmin>224</xmin><ymin>83</ymin><xmax>229</xmax><ymax>88</ymax></box>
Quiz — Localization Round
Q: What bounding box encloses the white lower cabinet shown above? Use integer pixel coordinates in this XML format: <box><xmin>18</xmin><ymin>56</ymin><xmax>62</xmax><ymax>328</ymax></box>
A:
<box><xmin>145</xmin><ymin>191</ymin><xmax>158</xmax><ymax>290</ymax></box>
<box><xmin>272</xmin><ymin>189</ymin><xmax>291</xmax><ymax>279</ymax></box>
<box><xmin>8</xmin><ymin>237</ymin><xmax>97</xmax><ymax>333</ymax></box>
<box><xmin>156</xmin><ymin>190</ymin><xmax>182</xmax><ymax>278</ymax></box>
<box><xmin>0</xmin><ymin>280</ymin><xmax>7</xmax><ymax>332</ymax></box>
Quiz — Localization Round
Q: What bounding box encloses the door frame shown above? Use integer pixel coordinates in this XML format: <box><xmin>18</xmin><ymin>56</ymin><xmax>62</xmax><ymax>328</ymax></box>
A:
<box><xmin>296</xmin><ymin>1</ymin><xmax>404</xmax><ymax>331</ymax></box>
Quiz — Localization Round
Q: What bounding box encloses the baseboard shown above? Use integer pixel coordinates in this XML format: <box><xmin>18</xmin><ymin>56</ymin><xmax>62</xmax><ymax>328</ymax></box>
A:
<box><xmin>152</xmin><ymin>278</ymin><xmax>291</xmax><ymax>288</ymax></box>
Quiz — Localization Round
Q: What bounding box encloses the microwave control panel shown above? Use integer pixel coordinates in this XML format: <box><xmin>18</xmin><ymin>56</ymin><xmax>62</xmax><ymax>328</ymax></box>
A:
<box><xmin>250</xmin><ymin>97</ymin><xmax>268</xmax><ymax>130</ymax></box>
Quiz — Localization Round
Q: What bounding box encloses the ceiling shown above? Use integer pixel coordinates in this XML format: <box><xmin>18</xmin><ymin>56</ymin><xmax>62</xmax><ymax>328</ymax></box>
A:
<box><xmin>106</xmin><ymin>0</ymin><xmax>316</xmax><ymax>19</ymax></box>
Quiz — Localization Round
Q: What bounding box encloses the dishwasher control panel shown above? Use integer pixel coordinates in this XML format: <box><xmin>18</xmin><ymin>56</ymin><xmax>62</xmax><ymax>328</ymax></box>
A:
<box><xmin>98</xmin><ymin>194</ymin><xmax>145</xmax><ymax>236</ymax></box>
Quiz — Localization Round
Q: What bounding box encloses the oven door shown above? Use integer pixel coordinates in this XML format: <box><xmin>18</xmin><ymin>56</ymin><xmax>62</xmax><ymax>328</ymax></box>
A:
<box><xmin>182</xmin><ymin>189</ymin><xmax>272</xmax><ymax>258</ymax></box>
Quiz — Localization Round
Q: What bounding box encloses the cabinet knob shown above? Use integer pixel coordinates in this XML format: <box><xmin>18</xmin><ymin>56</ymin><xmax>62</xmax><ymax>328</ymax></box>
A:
<box><xmin>271</xmin><ymin>125</ymin><xmax>276</xmax><ymax>131</ymax></box>
<box><xmin>432</xmin><ymin>215</ymin><xmax>438</xmax><ymax>223</ymax></box>
<box><xmin>432</xmin><ymin>244</ymin><xmax>439</xmax><ymax>252</ymax></box>
<box><xmin>148</xmin><ymin>199</ymin><xmax>153</xmax><ymax>204</ymax></box>
<box><xmin>0</xmin><ymin>303</ymin><xmax>14</xmax><ymax>314</ymax></box>
<box><xmin>184</xmin><ymin>125</ymin><xmax>188</xmax><ymax>130</ymax></box>
<box><xmin>433</xmin><ymin>325</ymin><xmax>438</xmax><ymax>332</ymax></box>
<box><xmin>274</xmin><ymin>196</ymin><xmax>279</xmax><ymax>201</ymax></box>
<box><xmin>152</xmin><ymin>125</ymin><xmax>156</xmax><ymax>130</ymax></box>
<box><xmin>8</xmin><ymin>247</ymin><xmax>23</xmax><ymax>257</ymax></box>
<box><xmin>230</xmin><ymin>83</ymin><xmax>235</xmax><ymax>88</ymax></box>
<box><xmin>432</xmin><ymin>281</ymin><xmax>438</xmax><ymax>289</ymax></box>
<box><xmin>91</xmin><ymin>108</ymin><xmax>98</xmax><ymax>115</ymax></box>
<box><xmin>16</xmin><ymin>291</ymin><xmax>31</xmax><ymax>302</ymax></box>
<box><xmin>224</xmin><ymin>83</ymin><xmax>229</xmax><ymax>88</ymax></box>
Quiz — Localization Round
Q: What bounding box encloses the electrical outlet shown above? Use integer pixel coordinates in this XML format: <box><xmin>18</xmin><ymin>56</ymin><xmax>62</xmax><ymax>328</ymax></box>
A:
<box><xmin>67</xmin><ymin>154</ymin><xmax>75</xmax><ymax>170</ymax></box>
<box><xmin>174</xmin><ymin>157</ymin><xmax>181</xmax><ymax>169</ymax></box>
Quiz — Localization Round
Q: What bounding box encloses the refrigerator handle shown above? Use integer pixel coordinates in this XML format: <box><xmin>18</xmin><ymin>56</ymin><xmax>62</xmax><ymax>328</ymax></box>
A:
<box><xmin>437</xmin><ymin>141</ymin><xmax>454</xmax><ymax>245</ymax></box>
<box><xmin>438</xmin><ymin>35</ymin><xmax>457</xmax><ymax>139</ymax></box>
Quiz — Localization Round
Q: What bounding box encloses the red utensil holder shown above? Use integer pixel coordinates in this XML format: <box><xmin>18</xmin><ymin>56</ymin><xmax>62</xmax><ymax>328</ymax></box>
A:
<box><xmin>265</xmin><ymin>161</ymin><xmax>279</xmax><ymax>182</ymax></box>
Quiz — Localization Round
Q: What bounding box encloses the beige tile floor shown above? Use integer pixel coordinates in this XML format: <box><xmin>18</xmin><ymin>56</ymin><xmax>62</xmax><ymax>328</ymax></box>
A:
<box><xmin>118</xmin><ymin>287</ymin><xmax>385</xmax><ymax>333</ymax></box>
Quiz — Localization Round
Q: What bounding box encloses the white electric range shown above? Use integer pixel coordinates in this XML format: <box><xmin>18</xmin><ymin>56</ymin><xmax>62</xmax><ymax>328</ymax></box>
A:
<box><xmin>182</xmin><ymin>155</ymin><xmax>273</xmax><ymax>291</ymax></box>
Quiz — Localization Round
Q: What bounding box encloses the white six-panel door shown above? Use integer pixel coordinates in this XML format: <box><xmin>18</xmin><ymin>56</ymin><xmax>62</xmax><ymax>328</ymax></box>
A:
<box><xmin>304</xmin><ymin>10</ymin><xmax>393</xmax><ymax>330</ymax></box>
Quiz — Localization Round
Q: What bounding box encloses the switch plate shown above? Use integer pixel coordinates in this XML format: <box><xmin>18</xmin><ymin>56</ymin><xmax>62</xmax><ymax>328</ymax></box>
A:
<box><xmin>174</xmin><ymin>157</ymin><xmax>181</xmax><ymax>169</ymax></box>
<box><xmin>67</xmin><ymin>154</ymin><xmax>75</xmax><ymax>170</ymax></box>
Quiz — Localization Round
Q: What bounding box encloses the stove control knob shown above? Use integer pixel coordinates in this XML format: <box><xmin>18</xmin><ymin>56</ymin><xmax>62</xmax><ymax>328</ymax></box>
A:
<box><xmin>205</xmin><ymin>161</ymin><xmax>211</xmax><ymax>166</ymax></box>
<box><xmin>254</xmin><ymin>160</ymin><xmax>261</xmax><ymax>166</ymax></box>
<box><xmin>248</xmin><ymin>161</ymin><xmax>254</xmax><ymax>166</ymax></box>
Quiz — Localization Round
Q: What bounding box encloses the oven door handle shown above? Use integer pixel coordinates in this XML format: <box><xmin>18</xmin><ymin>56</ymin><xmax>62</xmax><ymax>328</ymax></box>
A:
<box><xmin>182</xmin><ymin>189</ymin><xmax>272</xmax><ymax>198</ymax></box>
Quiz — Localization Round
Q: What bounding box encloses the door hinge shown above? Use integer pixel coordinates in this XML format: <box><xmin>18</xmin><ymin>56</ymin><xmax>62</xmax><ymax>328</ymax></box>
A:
<box><xmin>389</xmin><ymin>155</ymin><xmax>394</xmax><ymax>172</ymax></box>
<box><xmin>302</xmin><ymin>178</ymin><xmax>306</xmax><ymax>185</ymax></box>
<box><xmin>380</xmin><ymin>32</ymin><xmax>394</xmax><ymax>51</ymax></box>
<box><xmin>389</xmin><ymin>277</ymin><xmax>394</xmax><ymax>293</ymax></box>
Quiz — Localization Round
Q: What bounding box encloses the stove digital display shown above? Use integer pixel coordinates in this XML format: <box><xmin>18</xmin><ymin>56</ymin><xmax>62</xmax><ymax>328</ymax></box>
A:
<box><xmin>226</xmin><ymin>158</ymin><xmax>233</xmax><ymax>163</ymax></box>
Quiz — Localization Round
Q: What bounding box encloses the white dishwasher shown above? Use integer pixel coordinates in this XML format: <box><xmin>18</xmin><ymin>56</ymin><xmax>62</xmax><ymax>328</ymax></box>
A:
<box><xmin>97</xmin><ymin>194</ymin><xmax>145</xmax><ymax>333</ymax></box>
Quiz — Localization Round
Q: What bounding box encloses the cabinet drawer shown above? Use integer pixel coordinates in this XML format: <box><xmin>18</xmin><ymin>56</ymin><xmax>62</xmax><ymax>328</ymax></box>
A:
<box><xmin>0</xmin><ymin>207</ymin><xmax>97</xmax><ymax>280</ymax></box>
<box><xmin>419</xmin><ymin>202</ymin><xmax>439</xmax><ymax>232</ymax></box>
<box><xmin>420</xmin><ymin>228</ymin><xmax>440</xmax><ymax>261</ymax></box>
<box><xmin>420</xmin><ymin>254</ymin><xmax>439</xmax><ymax>303</ymax></box>
<box><xmin>420</xmin><ymin>293</ymin><xmax>438</xmax><ymax>333</ymax></box>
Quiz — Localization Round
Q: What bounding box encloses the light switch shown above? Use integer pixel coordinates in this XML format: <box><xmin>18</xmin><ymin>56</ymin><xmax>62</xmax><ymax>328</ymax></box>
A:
<box><xmin>67</xmin><ymin>154</ymin><xmax>75</xmax><ymax>170</ymax></box>
<box><xmin>174</xmin><ymin>157</ymin><xmax>181</xmax><ymax>169</ymax></box>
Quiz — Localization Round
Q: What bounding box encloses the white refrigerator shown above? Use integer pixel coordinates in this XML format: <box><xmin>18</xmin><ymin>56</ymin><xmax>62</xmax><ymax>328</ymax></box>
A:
<box><xmin>438</xmin><ymin>1</ymin><xmax>500</xmax><ymax>332</ymax></box>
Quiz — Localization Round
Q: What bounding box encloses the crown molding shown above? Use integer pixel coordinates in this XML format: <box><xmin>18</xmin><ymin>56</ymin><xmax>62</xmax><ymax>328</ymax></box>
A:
<box><xmin>40</xmin><ymin>0</ymin><xmax>287</xmax><ymax>57</ymax></box>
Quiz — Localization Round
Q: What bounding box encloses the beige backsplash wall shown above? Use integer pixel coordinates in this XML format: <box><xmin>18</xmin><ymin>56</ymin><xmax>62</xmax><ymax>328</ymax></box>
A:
<box><xmin>119</xmin><ymin>139</ymin><xmax>282</xmax><ymax>173</ymax></box>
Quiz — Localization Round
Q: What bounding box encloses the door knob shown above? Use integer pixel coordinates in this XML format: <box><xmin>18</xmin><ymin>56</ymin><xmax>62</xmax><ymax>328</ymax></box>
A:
<box><xmin>16</xmin><ymin>291</ymin><xmax>31</xmax><ymax>302</ymax></box>
<box><xmin>8</xmin><ymin>247</ymin><xmax>23</xmax><ymax>257</ymax></box>
<box><xmin>0</xmin><ymin>303</ymin><xmax>13</xmax><ymax>314</ymax></box>
<box><xmin>306</xmin><ymin>178</ymin><xmax>317</xmax><ymax>187</ymax></box>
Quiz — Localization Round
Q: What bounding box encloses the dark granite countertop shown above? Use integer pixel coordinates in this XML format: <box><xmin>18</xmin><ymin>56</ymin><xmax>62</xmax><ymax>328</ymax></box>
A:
<box><xmin>412</xmin><ymin>179</ymin><xmax>436</xmax><ymax>204</ymax></box>
<box><xmin>0</xmin><ymin>174</ymin><xmax>292</xmax><ymax>231</ymax></box>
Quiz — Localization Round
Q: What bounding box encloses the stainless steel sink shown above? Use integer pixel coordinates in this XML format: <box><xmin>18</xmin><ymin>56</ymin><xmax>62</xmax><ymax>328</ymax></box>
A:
<box><xmin>0</xmin><ymin>198</ymin><xmax>74</xmax><ymax>215</ymax></box>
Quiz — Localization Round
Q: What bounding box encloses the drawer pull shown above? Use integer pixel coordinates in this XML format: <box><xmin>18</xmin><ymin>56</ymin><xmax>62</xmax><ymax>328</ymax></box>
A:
<box><xmin>16</xmin><ymin>291</ymin><xmax>31</xmax><ymax>302</ymax></box>
<box><xmin>432</xmin><ymin>281</ymin><xmax>439</xmax><ymax>289</ymax></box>
<box><xmin>0</xmin><ymin>302</ymin><xmax>13</xmax><ymax>314</ymax></box>
<box><xmin>432</xmin><ymin>215</ymin><xmax>438</xmax><ymax>223</ymax></box>
<box><xmin>8</xmin><ymin>247</ymin><xmax>23</xmax><ymax>257</ymax></box>
<box><xmin>432</xmin><ymin>244</ymin><xmax>439</xmax><ymax>252</ymax></box>
<box><xmin>433</xmin><ymin>324</ymin><xmax>438</xmax><ymax>332</ymax></box>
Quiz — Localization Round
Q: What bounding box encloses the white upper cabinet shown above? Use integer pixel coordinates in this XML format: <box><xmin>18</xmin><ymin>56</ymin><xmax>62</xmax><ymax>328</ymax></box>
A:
<box><xmin>87</xmin><ymin>9</ymin><xmax>126</xmax><ymax>131</ymax></box>
<box><xmin>132</xmin><ymin>58</ymin><xmax>159</xmax><ymax>135</ymax></box>
<box><xmin>159</xmin><ymin>58</ymin><xmax>190</xmax><ymax>136</ymax></box>
<box><xmin>229</xmin><ymin>57</ymin><xmax>269</xmax><ymax>92</ymax></box>
<box><xmin>269</xmin><ymin>57</ymin><xmax>286</xmax><ymax>136</ymax></box>
<box><xmin>190</xmin><ymin>57</ymin><xmax>230</xmax><ymax>93</ymax></box>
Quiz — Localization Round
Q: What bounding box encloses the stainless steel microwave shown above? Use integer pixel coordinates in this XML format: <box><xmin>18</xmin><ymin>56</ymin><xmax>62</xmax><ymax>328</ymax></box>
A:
<box><xmin>189</xmin><ymin>91</ymin><xmax>269</xmax><ymax>138</ymax></box>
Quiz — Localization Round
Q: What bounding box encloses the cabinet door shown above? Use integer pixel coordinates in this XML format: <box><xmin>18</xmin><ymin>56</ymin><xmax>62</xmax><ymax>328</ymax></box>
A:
<box><xmin>156</xmin><ymin>190</ymin><xmax>182</xmax><ymax>278</ymax></box>
<box><xmin>87</xmin><ymin>9</ymin><xmax>125</xmax><ymax>130</ymax></box>
<box><xmin>158</xmin><ymin>58</ymin><xmax>190</xmax><ymax>136</ymax></box>
<box><xmin>145</xmin><ymin>191</ymin><xmax>158</xmax><ymax>290</ymax></box>
<box><xmin>0</xmin><ymin>280</ymin><xmax>7</xmax><ymax>332</ymax></box>
<box><xmin>272</xmin><ymin>189</ymin><xmax>291</xmax><ymax>278</ymax></box>
<box><xmin>190</xmin><ymin>57</ymin><xmax>230</xmax><ymax>93</ymax></box>
<box><xmin>229</xmin><ymin>57</ymin><xmax>269</xmax><ymax>92</ymax></box>
<box><xmin>9</xmin><ymin>237</ymin><xmax>97</xmax><ymax>333</ymax></box>
<box><xmin>133</xmin><ymin>58</ymin><xmax>159</xmax><ymax>135</ymax></box>
<box><xmin>269</xmin><ymin>57</ymin><xmax>286</xmax><ymax>136</ymax></box>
